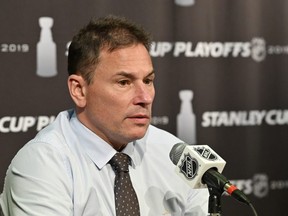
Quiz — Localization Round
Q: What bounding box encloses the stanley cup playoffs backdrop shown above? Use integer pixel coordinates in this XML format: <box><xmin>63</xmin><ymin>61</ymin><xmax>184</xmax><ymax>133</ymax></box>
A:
<box><xmin>1</xmin><ymin>0</ymin><xmax>288</xmax><ymax>215</ymax></box>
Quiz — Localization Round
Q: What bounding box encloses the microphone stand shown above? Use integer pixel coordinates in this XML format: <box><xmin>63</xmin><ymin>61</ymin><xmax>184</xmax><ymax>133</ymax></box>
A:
<box><xmin>207</xmin><ymin>184</ymin><xmax>224</xmax><ymax>216</ymax></box>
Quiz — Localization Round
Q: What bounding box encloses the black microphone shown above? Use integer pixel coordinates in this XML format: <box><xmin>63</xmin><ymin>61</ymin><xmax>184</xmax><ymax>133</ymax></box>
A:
<box><xmin>169</xmin><ymin>143</ymin><xmax>250</xmax><ymax>205</ymax></box>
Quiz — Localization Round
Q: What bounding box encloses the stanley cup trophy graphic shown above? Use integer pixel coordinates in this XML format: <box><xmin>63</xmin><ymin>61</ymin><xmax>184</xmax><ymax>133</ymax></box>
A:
<box><xmin>175</xmin><ymin>0</ymin><xmax>195</xmax><ymax>6</ymax></box>
<box><xmin>177</xmin><ymin>90</ymin><xmax>196</xmax><ymax>144</ymax></box>
<box><xmin>36</xmin><ymin>17</ymin><xmax>57</xmax><ymax>77</ymax></box>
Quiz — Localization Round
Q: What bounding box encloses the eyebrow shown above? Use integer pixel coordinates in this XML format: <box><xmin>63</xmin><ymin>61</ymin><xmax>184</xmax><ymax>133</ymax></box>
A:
<box><xmin>114</xmin><ymin>70</ymin><xmax>155</xmax><ymax>79</ymax></box>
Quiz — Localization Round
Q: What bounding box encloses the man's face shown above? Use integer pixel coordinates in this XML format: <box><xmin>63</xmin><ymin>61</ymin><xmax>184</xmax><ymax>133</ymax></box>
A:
<box><xmin>79</xmin><ymin>44</ymin><xmax>155</xmax><ymax>150</ymax></box>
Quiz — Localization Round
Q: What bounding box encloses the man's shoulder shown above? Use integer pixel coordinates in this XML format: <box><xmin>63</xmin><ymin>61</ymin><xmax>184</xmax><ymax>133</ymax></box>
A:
<box><xmin>32</xmin><ymin>110</ymin><xmax>72</xmax><ymax>146</ymax></box>
<box><xmin>15</xmin><ymin>110</ymin><xmax>73</xmax><ymax>158</ymax></box>
<box><xmin>8</xmin><ymin>111</ymin><xmax>74</xmax><ymax>175</ymax></box>
<box><xmin>146</xmin><ymin>125</ymin><xmax>182</xmax><ymax>145</ymax></box>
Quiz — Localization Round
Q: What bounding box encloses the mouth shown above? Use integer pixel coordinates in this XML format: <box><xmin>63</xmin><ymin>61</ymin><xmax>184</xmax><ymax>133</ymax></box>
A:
<box><xmin>127</xmin><ymin>114</ymin><xmax>150</xmax><ymax>124</ymax></box>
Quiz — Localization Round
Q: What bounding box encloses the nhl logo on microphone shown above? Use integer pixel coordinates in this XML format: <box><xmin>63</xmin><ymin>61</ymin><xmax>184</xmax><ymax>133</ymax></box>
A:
<box><xmin>173</xmin><ymin>145</ymin><xmax>226</xmax><ymax>189</ymax></box>
<box><xmin>179</xmin><ymin>153</ymin><xmax>198</xmax><ymax>179</ymax></box>
<box><xmin>194</xmin><ymin>146</ymin><xmax>217</xmax><ymax>161</ymax></box>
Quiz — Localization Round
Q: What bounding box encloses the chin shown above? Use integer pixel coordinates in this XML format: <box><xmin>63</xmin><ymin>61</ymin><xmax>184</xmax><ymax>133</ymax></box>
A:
<box><xmin>128</xmin><ymin>129</ymin><xmax>148</xmax><ymax>140</ymax></box>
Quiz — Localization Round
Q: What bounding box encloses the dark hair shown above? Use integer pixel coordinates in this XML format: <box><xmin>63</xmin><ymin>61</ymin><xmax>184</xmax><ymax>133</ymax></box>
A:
<box><xmin>67</xmin><ymin>15</ymin><xmax>152</xmax><ymax>84</ymax></box>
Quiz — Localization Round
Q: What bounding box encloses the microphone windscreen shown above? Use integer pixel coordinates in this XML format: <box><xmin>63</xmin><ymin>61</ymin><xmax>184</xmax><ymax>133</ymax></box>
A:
<box><xmin>169</xmin><ymin>143</ymin><xmax>187</xmax><ymax>165</ymax></box>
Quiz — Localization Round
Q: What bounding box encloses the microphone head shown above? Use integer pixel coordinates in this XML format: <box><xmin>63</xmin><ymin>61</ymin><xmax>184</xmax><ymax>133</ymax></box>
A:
<box><xmin>169</xmin><ymin>143</ymin><xmax>226</xmax><ymax>189</ymax></box>
<box><xmin>169</xmin><ymin>143</ymin><xmax>187</xmax><ymax>165</ymax></box>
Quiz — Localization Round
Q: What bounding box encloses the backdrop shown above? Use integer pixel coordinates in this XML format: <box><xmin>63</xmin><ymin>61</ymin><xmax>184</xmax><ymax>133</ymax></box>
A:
<box><xmin>1</xmin><ymin>0</ymin><xmax>288</xmax><ymax>215</ymax></box>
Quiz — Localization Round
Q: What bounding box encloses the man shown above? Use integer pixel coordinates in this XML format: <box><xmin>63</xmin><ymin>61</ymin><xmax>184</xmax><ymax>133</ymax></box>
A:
<box><xmin>0</xmin><ymin>15</ymin><xmax>208</xmax><ymax>215</ymax></box>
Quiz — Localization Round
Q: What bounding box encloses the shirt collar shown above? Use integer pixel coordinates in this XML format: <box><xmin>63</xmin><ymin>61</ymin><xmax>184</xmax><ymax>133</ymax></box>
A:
<box><xmin>70</xmin><ymin>112</ymin><xmax>116</xmax><ymax>169</ymax></box>
<box><xmin>69</xmin><ymin>111</ymin><xmax>144</xmax><ymax>169</ymax></box>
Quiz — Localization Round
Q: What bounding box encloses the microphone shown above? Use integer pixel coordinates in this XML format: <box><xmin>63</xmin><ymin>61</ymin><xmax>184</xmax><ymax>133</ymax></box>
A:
<box><xmin>169</xmin><ymin>143</ymin><xmax>250</xmax><ymax>205</ymax></box>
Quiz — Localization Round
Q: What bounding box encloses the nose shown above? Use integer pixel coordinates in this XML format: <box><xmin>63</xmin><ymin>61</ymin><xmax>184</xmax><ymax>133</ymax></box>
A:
<box><xmin>133</xmin><ymin>83</ymin><xmax>154</xmax><ymax>106</ymax></box>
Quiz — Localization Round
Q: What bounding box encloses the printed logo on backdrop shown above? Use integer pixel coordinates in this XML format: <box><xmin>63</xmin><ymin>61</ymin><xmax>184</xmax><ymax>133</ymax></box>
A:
<box><xmin>177</xmin><ymin>90</ymin><xmax>197</xmax><ymax>144</ymax></box>
<box><xmin>230</xmin><ymin>173</ymin><xmax>288</xmax><ymax>199</ymax></box>
<box><xmin>152</xmin><ymin>89</ymin><xmax>197</xmax><ymax>144</ymax></box>
<box><xmin>175</xmin><ymin>0</ymin><xmax>195</xmax><ymax>6</ymax></box>
<box><xmin>251</xmin><ymin>38</ymin><xmax>266</xmax><ymax>62</ymax></box>
<box><xmin>150</xmin><ymin>38</ymin><xmax>288</xmax><ymax>62</ymax></box>
<box><xmin>0</xmin><ymin>16</ymin><xmax>58</xmax><ymax>77</ymax></box>
<box><xmin>201</xmin><ymin>109</ymin><xmax>288</xmax><ymax>127</ymax></box>
<box><xmin>36</xmin><ymin>17</ymin><xmax>57</xmax><ymax>77</ymax></box>
<box><xmin>0</xmin><ymin>116</ymin><xmax>55</xmax><ymax>133</ymax></box>
<box><xmin>1</xmin><ymin>18</ymin><xmax>288</xmax><ymax>68</ymax></box>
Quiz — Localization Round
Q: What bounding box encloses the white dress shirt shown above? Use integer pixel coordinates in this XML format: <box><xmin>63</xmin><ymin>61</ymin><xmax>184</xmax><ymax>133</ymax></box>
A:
<box><xmin>1</xmin><ymin>110</ymin><xmax>208</xmax><ymax>216</ymax></box>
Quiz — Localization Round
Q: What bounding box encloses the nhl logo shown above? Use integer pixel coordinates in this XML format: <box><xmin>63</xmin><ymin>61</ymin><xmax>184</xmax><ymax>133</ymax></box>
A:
<box><xmin>179</xmin><ymin>153</ymin><xmax>198</xmax><ymax>179</ymax></box>
<box><xmin>194</xmin><ymin>147</ymin><xmax>217</xmax><ymax>161</ymax></box>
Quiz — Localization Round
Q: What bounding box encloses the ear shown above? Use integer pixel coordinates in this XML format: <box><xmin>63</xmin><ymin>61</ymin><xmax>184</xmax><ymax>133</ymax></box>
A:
<box><xmin>67</xmin><ymin>74</ymin><xmax>87</xmax><ymax>108</ymax></box>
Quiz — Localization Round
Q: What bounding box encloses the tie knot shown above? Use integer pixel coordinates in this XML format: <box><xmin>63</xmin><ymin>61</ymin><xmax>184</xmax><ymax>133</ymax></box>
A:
<box><xmin>109</xmin><ymin>153</ymin><xmax>130</xmax><ymax>173</ymax></box>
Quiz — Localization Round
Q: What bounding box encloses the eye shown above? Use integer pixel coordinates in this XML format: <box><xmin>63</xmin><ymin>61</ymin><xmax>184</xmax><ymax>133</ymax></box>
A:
<box><xmin>144</xmin><ymin>77</ymin><xmax>154</xmax><ymax>85</ymax></box>
<box><xmin>118</xmin><ymin>79</ymin><xmax>131</xmax><ymax>86</ymax></box>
